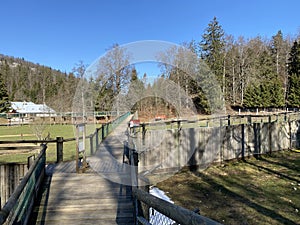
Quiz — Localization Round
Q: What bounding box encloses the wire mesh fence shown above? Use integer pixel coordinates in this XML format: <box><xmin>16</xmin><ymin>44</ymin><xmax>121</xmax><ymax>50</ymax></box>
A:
<box><xmin>149</xmin><ymin>208</ymin><xmax>176</xmax><ymax>225</ymax></box>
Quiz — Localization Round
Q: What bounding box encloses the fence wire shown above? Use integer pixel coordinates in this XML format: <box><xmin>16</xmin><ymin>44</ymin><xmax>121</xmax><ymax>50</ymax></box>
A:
<box><xmin>149</xmin><ymin>208</ymin><xmax>176</xmax><ymax>225</ymax></box>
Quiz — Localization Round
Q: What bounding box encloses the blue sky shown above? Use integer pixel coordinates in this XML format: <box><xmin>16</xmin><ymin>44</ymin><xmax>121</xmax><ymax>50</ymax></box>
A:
<box><xmin>1</xmin><ymin>0</ymin><xmax>300</xmax><ymax>76</ymax></box>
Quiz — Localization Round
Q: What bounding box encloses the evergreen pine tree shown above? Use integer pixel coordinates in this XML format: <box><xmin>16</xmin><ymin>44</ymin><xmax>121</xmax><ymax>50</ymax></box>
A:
<box><xmin>243</xmin><ymin>48</ymin><xmax>285</xmax><ymax>108</ymax></box>
<box><xmin>0</xmin><ymin>73</ymin><xmax>10</xmax><ymax>112</ymax></box>
<box><xmin>287</xmin><ymin>74</ymin><xmax>300</xmax><ymax>107</ymax></box>
<box><xmin>288</xmin><ymin>41</ymin><xmax>300</xmax><ymax>75</ymax></box>
<box><xmin>287</xmin><ymin>41</ymin><xmax>300</xmax><ymax>107</ymax></box>
<box><xmin>269</xmin><ymin>79</ymin><xmax>285</xmax><ymax>107</ymax></box>
<box><xmin>200</xmin><ymin>17</ymin><xmax>225</xmax><ymax>89</ymax></box>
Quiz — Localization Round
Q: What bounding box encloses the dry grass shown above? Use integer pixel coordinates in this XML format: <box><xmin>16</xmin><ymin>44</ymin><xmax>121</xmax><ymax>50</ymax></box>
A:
<box><xmin>156</xmin><ymin>150</ymin><xmax>300</xmax><ymax>225</ymax></box>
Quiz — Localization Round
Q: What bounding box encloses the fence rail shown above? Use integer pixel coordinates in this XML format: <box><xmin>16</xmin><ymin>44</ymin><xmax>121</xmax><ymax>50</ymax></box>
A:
<box><xmin>136</xmin><ymin>111</ymin><xmax>300</xmax><ymax>131</ymax></box>
<box><xmin>0</xmin><ymin>112</ymin><xmax>131</xmax><ymax>162</ymax></box>
<box><xmin>0</xmin><ymin>111</ymin><xmax>129</xmax><ymax>126</ymax></box>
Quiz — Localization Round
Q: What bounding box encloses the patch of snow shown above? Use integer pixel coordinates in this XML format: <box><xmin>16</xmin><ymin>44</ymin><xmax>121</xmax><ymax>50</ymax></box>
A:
<box><xmin>150</xmin><ymin>187</ymin><xmax>174</xmax><ymax>203</ymax></box>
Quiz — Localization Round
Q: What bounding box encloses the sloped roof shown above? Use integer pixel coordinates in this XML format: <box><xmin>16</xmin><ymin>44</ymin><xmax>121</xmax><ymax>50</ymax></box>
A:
<box><xmin>11</xmin><ymin>101</ymin><xmax>56</xmax><ymax>114</ymax></box>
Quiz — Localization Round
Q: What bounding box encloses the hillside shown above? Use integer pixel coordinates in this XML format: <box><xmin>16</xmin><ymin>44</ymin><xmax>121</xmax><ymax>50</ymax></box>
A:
<box><xmin>0</xmin><ymin>54</ymin><xmax>80</xmax><ymax>112</ymax></box>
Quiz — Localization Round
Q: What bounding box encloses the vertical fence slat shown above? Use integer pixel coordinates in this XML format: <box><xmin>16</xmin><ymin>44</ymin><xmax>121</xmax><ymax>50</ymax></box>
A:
<box><xmin>0</xmin><ymin>145</ymin><xmax>46</xmax><ymax>225</ymax></box>
<box><xmin>90</xmin><ymin>135</ymin><xmax>94</xmax><ymax>155</ymax></box>
<box><xmin>56</xmin><ymin>137</ymin><xmax>64</xmax><ymax>163</ymax></box>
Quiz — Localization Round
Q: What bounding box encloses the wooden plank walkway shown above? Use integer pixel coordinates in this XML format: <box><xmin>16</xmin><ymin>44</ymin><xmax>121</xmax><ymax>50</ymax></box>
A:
<box><xmin>29</xmin><ymin>116</ymin><xmax>134</xmax><ymax>225</ymax></box>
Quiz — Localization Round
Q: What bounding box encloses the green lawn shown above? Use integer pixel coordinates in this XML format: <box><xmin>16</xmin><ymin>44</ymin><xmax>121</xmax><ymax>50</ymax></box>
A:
<box><xmin>157</xmin><ymin>150</ymin><xmax>300</xmax><ymax>225</ymax></box>
<box><xmin>0</xmin><ymin>123</ymin><xmax>101</xmax><ymax>163</ymax></box>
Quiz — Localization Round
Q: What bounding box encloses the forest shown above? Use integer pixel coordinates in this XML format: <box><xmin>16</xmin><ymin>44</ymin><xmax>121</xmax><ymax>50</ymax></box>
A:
<box><xmin>0</xmin><ymin>56</ymin><xmax>81</xmax><ymax>113</ymax></box>
<box><xmin>1</xmin><ymin>17</ymin><xmax>300</xmax><ymax>115</ymax></box>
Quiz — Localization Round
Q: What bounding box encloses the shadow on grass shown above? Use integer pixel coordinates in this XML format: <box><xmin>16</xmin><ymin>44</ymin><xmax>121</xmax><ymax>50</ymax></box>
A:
<box><xmin>245</xmin><ymin>160</ymin><xmax>300</xmax><ymax>184</ymax></box>
<box><xmin>258</xmin><ymin>153</ymin><xmax>300</xmax><ymax>174</ymax></box>
<box><xmin>191</xmin><ymin>169</ymin><xmax>297</xmax><ymax>225</ymax></box>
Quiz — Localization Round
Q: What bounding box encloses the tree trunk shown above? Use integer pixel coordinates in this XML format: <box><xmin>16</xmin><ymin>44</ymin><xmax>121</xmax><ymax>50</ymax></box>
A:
<box><xmin>223</xmin><ymin>57</ymin><xmax>226</xmax><ymax>95</ymax></box>
<box><xmin>232</xmin><ymin>58</ymin><xmax>236</xmax><ymax>104</ymax></box>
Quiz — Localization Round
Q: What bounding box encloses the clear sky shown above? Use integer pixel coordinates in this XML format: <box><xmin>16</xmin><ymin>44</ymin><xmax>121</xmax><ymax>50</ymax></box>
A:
<box><xmin>1</xmin><ymin>0</ymin><xmax>300</xmax><ymax>75</ymax></box>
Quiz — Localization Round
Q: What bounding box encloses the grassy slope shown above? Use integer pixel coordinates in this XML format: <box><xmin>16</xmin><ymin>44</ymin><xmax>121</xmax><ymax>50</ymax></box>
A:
<box><xmin>156</xmin><ymin>150</ymin><xmax>300</xmax><ymax>225</ymax></box>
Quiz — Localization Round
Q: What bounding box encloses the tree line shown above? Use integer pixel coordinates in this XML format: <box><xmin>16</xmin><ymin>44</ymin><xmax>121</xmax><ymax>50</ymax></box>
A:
<box><xmin>1</xmin><ymin>17</ymin><xmax>300</xmax><ymax>115</ymax></box>
<box><xmin>93</xmin><ymin>18</ymin><xmax>300</xmax><ymax>116</ymax></box>
<box><xmin>147</xmin><ymin>17</ymin><xmax>300</xmax><ymax>113</ymax></box>
<box><xmin>107</xmin><ymin>17</ymin><xmax>300</xmax><ymax>115</ymax></box>
<box><xmin>196</xmin><ymin>17</ymin><xmax>300</xmax><ymax>110</ymax></box>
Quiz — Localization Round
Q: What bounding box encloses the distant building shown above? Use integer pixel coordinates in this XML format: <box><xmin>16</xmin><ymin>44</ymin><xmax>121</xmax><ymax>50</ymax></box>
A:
<box><xmin>10</xmin><ymin>101</ymin><xmax>56</xmax><ymax>117</ymax></box>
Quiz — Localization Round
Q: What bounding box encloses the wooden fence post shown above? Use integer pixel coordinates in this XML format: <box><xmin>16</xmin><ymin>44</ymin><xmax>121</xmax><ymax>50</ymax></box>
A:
<box><xmin>95</xmin><ymin>128</ymin><xmax>99</xmax><ymax>149</ymax></box>
<box><xmin>90</xmin><ymin>135</ymin><xmax>94</xmax><ymax>155</ymax></box>
<box><xmin>241</xmin><ymin>124</ymin><xmax>245</xmax><ymax>160</ymax></box>
<box><xmin>133</xmin><ymin>150</ymin><xmax>139</xmax><ymax>167</ymax></box>
<box><xmin>102</xmin><ymin>124</ymin><xmax>105</xmax><ymax>140</ymax></box>
<box><xmin>253</xmin><ymin>123</ymin><xmax>261</xmax><ymax>158</ymax></box>
<box><xmin>141</xmin><ymin>124</ymin><xmax>146</xmax><ymax>145</ymax></box>
<box><xmin>268</xmin><ymin>115</ymin><xmax>272</xmax><ymax>155</ymax></box>
<box><xmin>56</xmin><ymin>137</ymin><xmax>64</xmax><ymax>163</ymax></box>
<box><xmin>27</xmin><ymin>155</ymin><xmax>35</xmax><ymax>169</ymax></box>
<box><xmin>247</xmin><ymin>115</ymin><xmax>252</xmax><ymax>124</ymax></box>
<box><xmin>219</xmin><ymin>119</ymin><xmax>224</xmax><ymax>164</ymax></box>
<box><xmin>284</xmin><ymin>112</ymin><xmax>287</xmax><ymax>122</ymax></box>
<box><xmin>177</xmin><ymin>120</ymin><xmax>181</xmax><ymax>168</ymax></box>
<box><xmin>289</xmin><ymin>120</ymin><xmax>292</xmax><ymax>150</ymax></box>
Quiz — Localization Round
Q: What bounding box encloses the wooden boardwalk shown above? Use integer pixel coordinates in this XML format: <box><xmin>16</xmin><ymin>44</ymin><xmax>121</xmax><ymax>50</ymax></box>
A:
<box><xmin>30</xmin><ymin>116</ymin><xmax>134</xmax><ymax>225</ymax></box>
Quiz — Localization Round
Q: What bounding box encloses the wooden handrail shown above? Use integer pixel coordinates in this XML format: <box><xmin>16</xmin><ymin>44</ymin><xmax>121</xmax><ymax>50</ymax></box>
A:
<box><xmin>0</xmin><ymin>139</ymin><xmax>57</xmax><ymax>144</ymax></box>
<box><xmin>131</xmin><ymin>111</ymin><xmax>299</xmax><ymax>131</ymax></box>
<box><xmin>132</xmin><ymin>188</ymin><xmax>222</xmax><ymax>225</ymax></box>
<box><xmin>125</xmin><ymin>141</ymin><xmax>222</xmax><ymax>225</ymax></box>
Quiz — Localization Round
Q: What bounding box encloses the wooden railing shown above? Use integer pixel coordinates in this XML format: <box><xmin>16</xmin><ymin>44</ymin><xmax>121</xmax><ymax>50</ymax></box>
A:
<box><xmin>0</xmin><ymin>144</ymin><xmax>46</xmax><ymax>225</ymax></box>
<box><xmin>136</xmin><ymin>111</ymin><xmax>300</xmax><ymax>132</ymax></box>
<box><xmin>0</xmin><ymin>112</ymin><xmax>131</xmax><ymax>163</ymax></box>
<box><xmin>124</xmin><ymin>142</ymin><xmax>222</xmax><ymax>225</ymax></box>
<box><xmin>0</xmin><ymin>111</ymin><xmax>129</xmax><ymax>126</ymax></box>
<box><xmin>0</xmin><ymin>112</ymin><xmax>131</xmax><ymax>225</ymax></box>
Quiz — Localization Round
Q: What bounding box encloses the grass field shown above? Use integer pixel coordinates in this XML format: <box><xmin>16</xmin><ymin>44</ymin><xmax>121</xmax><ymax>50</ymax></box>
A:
<box><xmin>156</xmin><ymin>150</ymin><xmax>300</xmax><ymax>225</ymax></box>
<box><xmin>0</xmin><ymin>123</ymin><xmax>100</xmax><ymax>163</ymax></box>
